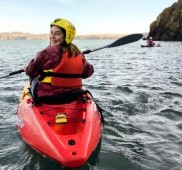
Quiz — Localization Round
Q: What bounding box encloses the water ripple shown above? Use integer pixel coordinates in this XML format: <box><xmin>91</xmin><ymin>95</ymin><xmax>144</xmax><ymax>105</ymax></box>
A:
<box><xmin>1</xmin><ymin>40</ymin><xmax>182</xmax><ymax>169</ymax></box>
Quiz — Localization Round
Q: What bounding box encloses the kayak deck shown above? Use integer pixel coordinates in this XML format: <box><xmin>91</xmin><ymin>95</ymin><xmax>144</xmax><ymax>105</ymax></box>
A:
<box><xmin>38</xmin><ymin>101</ymin><xmax>86</xmax><ymax>135</ymax></box>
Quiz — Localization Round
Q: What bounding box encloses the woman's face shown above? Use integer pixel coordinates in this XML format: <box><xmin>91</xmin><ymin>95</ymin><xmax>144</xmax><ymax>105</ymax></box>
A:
<box><xmin>50</xmin><ymin>25</ymin><xmax>65</xmax><ymax>46</ymax></box>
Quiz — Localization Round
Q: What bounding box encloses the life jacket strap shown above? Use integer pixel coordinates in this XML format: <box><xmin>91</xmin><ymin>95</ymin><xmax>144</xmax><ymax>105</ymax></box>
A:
<box><xmin>41</xmin><ymin>72</ymin><xmax>82</xmax><ymax>78</ymax></box>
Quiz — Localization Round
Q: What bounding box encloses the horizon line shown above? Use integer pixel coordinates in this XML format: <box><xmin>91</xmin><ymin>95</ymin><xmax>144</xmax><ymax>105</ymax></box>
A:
<box><xmin>0</xmin><ymin>31</ymin><xmax>148</xmax><ymax>36</ymax></box>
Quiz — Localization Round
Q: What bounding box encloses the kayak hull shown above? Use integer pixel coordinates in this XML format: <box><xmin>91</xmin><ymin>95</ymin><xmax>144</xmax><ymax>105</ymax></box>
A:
<box><xmin>141</xmin><ymin>45</ymin><xmax>161</xmax><ymax>47</ymax></box>
<box><xmin>17</xmin><ymin>83</ymin><xmax>103</xmax><ymax>168</ymax></box>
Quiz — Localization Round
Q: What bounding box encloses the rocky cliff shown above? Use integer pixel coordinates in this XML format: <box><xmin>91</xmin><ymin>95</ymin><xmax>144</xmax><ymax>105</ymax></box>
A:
<box><xmin>148</xmin><ymin>0</ymin><xmax>182</xmax><ymax>41</ymax></box>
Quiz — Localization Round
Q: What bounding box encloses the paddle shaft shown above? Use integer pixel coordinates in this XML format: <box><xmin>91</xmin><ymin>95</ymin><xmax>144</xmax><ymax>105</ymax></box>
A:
<box><xmin>0</xmin><ymin>33</ymin><xmax>143</xmax><ymax>79</ymax></box>
<box><xmin>0</xmin><ymin>69</ymin><xmax>24</xmax><ymax>79</ymax></box>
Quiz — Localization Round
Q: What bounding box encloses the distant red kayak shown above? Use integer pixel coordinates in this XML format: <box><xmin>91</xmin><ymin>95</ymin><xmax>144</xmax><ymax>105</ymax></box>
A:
<box><xmin>17</xmin><ymin>83</ymin><xmax>103</xmax><ymax>168</ymax></box>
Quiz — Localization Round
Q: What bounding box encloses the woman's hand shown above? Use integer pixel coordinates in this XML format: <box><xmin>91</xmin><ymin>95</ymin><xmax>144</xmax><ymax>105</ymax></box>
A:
<box><xmin>22</xmin><ymin>66</ymin><xmax>27</xmax><ymax>71</ymax></box>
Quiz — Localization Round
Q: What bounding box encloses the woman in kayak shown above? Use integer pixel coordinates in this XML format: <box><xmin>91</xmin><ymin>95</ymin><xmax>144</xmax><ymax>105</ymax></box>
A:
<box><xmin>24</xmin><ymin>18</ymin><xmax>94</xmax><ymax>98</ymax></box>
<box><xmin>147</xmin><ymin>37</ymin><xmax>155</xmax><ymax>46</ymax></box>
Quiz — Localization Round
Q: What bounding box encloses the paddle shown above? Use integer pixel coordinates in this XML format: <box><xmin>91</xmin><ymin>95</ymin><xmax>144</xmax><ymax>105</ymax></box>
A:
<box><xmin>0</xmin><ymin>33</ymin><xmax>143</xmax><ymax>79</ymax></box>
<box><xmin>0</xmin><ymin>69</ymin><xmax>24</xmax><ymax>79</ymax></box>
<box><xmin>83</xmin><ymin>33</ymin><xmax>143</xmax><ymax>54</ymax></box>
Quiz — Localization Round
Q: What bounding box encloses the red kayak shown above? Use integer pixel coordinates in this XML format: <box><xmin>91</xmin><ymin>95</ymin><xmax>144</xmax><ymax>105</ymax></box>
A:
<box><xmin>17</xmin><ymin>83</ymin><xmax>103</xmax><ymax>168</ymax></box>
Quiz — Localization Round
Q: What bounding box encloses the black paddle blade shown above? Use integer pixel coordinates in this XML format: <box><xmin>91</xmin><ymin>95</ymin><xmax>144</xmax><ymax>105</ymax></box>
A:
<box><xmin>108</xmin><ymin>34</ymin><xmax>143</xmax><ymax>48</ymax></box>
<box><xmin>83</xmin><ymin>33</ymin><xmax>143</xmax><ymax>54</ymax></box>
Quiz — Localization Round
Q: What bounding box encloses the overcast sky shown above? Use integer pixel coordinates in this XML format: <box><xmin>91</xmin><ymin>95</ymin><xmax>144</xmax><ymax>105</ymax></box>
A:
<box><xmin>0</xmin><ymin>0</ymin><xmax>177</xmax><ymax>35</ymax></box>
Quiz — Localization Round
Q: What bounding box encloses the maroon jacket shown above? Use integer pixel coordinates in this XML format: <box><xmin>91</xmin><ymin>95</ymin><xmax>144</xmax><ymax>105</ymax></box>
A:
<box><xmin>25</xmin><ymin>45</ymin><xmax>94</xmax><ymax>97</ymax></box>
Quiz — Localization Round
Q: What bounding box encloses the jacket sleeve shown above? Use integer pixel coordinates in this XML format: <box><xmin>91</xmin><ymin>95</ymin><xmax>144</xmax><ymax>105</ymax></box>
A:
<box><xmin>25</xmin><ymin>46</ymin><xmax>62</xmax><ymax>78</ymax></box>
<box><xmin>82</xmin><ymin>55</ymin><xmax>94</xmax><ymax>79</ymax></box>
<box><xmin>25</xmin><ymin>50</ymin><xmax>48</xmax><ymax>78</ymax></box>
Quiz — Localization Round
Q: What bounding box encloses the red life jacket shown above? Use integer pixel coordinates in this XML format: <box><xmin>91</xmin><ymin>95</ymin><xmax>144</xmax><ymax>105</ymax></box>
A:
<box><xmin>41</xmin><ymin>51</ymin><xmax>84</xmax><ymax>88</ymax></box>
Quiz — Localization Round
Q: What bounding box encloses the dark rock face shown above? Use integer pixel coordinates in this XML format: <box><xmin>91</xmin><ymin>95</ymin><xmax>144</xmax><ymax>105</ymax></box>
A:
<box><xmin>148</xmin><ymin>0</ymin><xmax>182</xmax><ymax>41</ymax></box>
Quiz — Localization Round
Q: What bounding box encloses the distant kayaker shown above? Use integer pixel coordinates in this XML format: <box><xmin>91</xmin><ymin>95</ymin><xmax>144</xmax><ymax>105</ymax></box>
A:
<box><xmin>147</xmin><ymin>37</ymin><xmax>155</xmax><ymax>47</ymax></box>
<box><xmin>23</xmin><ymin>18</ymin><xmax>94</xmax><ymax>98</ymax></box>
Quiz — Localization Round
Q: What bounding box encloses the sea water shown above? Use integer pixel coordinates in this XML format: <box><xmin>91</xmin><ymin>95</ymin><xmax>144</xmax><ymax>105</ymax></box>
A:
<box><xmin>0</xmin><ymin>39</ymin><xmax>182</xmax><ymax>170</ymax></box>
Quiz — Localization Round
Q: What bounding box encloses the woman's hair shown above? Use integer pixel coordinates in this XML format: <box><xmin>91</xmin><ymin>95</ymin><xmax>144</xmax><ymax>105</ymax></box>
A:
<box><xmin>60</xmin><ymin>27</ymin><xmax>80</xmax><ymax>57</ymax></box>
<box><xmin>62</xmin><ymin>43</ymin><xmax>81</xmax><ymax>57</ymax></box>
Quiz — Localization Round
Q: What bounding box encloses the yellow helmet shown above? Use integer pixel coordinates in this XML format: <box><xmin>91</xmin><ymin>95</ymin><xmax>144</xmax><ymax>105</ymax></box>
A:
<box><xmin>51</xmin><ymin>18</ymin><xmax>76</xmax><ymax>44</ymax></box>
